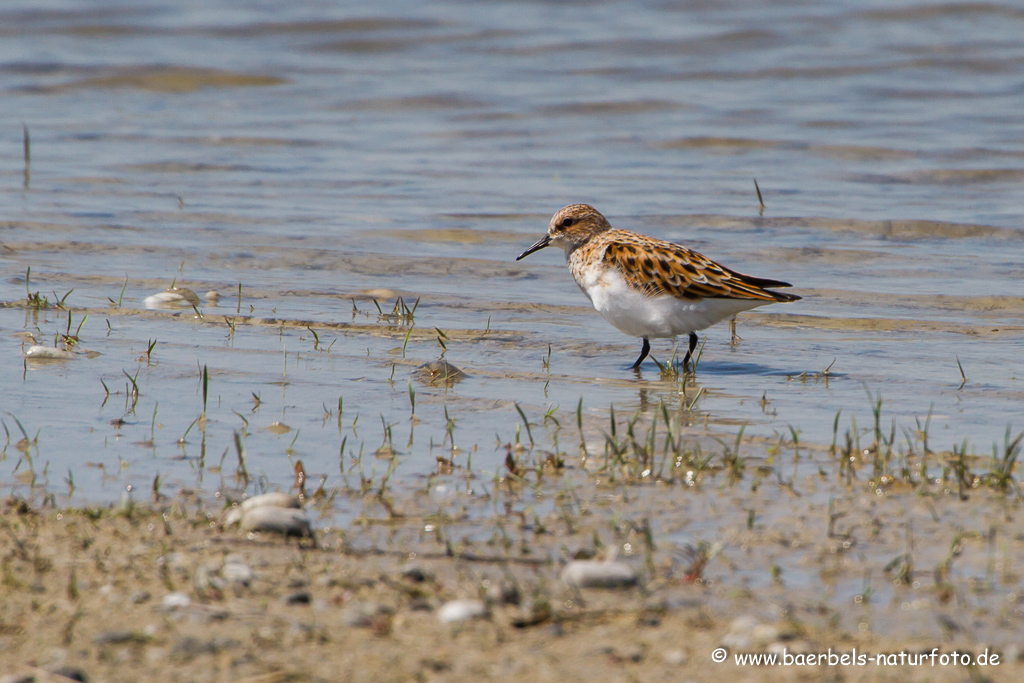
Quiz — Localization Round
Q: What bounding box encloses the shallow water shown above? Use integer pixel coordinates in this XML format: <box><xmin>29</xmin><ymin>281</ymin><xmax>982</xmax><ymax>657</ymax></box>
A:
<box><xmin>2</xmin><ymin>0</ymin><xmax>1024</xmax><ymax>646</ymax></box>
<box><xmin>3</xmin><ymin>0</ymin><xmax>1022</xmax><ymax>493</ymax></box>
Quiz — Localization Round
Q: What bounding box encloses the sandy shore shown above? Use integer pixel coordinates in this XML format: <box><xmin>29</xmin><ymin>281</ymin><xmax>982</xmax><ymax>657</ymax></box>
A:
<box><xmin>1</xmin><ymin>478</ymin><xmax>1021</xmax><ymax>683</ymax></box>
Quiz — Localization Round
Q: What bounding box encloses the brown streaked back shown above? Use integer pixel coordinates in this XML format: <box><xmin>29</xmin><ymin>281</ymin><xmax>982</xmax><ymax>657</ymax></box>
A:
<box><xmin>594</xmin><ymin>229</ymin><xmax>800</xmax><ymax>302</ymax></box>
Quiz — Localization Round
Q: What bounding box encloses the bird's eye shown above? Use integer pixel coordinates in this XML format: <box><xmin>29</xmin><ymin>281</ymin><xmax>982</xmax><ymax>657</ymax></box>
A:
<box><xmin>560</xmin><ymin>217</ymin><xmax>575</xmax><ymax>229</ymax></box>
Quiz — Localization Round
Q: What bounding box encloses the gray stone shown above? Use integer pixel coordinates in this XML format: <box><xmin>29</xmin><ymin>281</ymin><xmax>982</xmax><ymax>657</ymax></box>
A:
<box><xmin>560</xmin><ymin>560</ymin><xmax>638</xmax><ymax>589</ymax></box>
<box><xmin>437</xmin><ymin>599</ymin><xmax>487</xmax><ymax>623</ymax></box>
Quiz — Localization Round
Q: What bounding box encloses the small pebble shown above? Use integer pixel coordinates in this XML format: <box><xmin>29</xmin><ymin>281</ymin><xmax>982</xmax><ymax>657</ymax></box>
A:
<box><xmin>400</xmin><ymin>565</ymin><xmax>431</xmax><ymax>583</ymax></box>
<box><xmin>171</xmin><ymin>637</ymin><xmax>212</xmax><ymax>662</ymax></box>
<box><xmin>285</xmin><ymin>591</ymin><xmax>312</xmax><ymax>605</ymax></box>
<box><xmin>193</xmin><ymin>565</ymin><xmax>224</xmax><ymax>594</ymax></box>
<box><xmin>485</xmin><ymin>581</ymin><xmax>520</xmax><ymax>606</ymax></box>
<box><xmin>560</xmin><ymin>560</ymin><xmax>638</xmax><ymax>589</ymax></box>
<box><xmin>204</xmin><ymin>290</ymin><xmax>220</xmax><ymax>301</ymax></box>
<box><xmin>637</xmin><ymin>612</ymin><xmax>661</xmax><ymax>627</ymax></box>
<box><xmin>341</xmin><ymin>602</ymin><xmax>393</xmax><ymax>628</ymax></box>
<box><xmin>615</xmin><ymin>646</ymin><xmax>644</xmax><ymax>663</ymax></box>
<box><xmin>510</xmin><ymin>603</ymin><xmax>550</xmax><ymax>628</ymax></box>
<box><xmin>221</xmin><ymin>559</ymin><xmax>253</xmax><ymax>585</ymax></box>
<box><xmin>170</xmin><ymin>637</ymin><xmax>236</xmax><ymax>662</ymax></box>
<box><xmin>437</xmin><ymin>599</ymin><xmax>488</xmax><ymax>623</ymax></box>
<box><xmin>93</xmin><ymin>630</ymin><xmax>148</xmax><ymax>646</ymax></box>
<box><xmin>161</xmin><ymin>592</ymin><xmax>191</xmax><ymax>612</ymax></box>
<box><xmin>409</xmin><ymin>598</ymin><xmax>433</xmax><ymax>611</ymax></box>
<box><xmin>160</xmin><ymin>552</ymin><xmax>188</xmax><ymax>570</ymax></box>
<box><xmin>50</xmin><ymin>668</ymin><xmax>88</xmax><ymax>682</ymax></box>
<box><xmin>414</xmin><ymin>359</ymin><xmax>467</xmax><ymax>383</ymax></box>
<box><xmin>239</xmin><ymin>506</ymin><xmax>313</xmax><ymax>539</ymax></box>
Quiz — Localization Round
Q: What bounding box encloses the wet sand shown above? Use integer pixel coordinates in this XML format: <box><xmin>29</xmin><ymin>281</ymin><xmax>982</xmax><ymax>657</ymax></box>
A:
<box><xmin>3</xmin><ymin>426</ymin><xmax>1024</xmax><ymax>683</ymax></box>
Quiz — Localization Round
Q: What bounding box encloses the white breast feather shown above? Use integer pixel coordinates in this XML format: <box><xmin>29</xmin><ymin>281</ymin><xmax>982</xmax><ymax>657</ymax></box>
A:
<box><xmin>576</xmin><ymin>264</ymin><xmax>768</xmax><ymax>339</ymax></box>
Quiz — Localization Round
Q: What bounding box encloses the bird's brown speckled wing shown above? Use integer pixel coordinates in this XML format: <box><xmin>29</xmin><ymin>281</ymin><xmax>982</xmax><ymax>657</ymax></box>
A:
<box><xmin>599</xmin><ymin>230</ymin><xmax>799</xmax><ymax>302</ymax></box>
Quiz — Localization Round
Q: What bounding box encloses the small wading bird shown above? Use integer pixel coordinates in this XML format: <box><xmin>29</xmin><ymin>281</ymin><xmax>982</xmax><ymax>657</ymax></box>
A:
<box><xmin>516</xmin><ymin>204</ymin><xmax>800</xmax><ymax>370</ymax></box>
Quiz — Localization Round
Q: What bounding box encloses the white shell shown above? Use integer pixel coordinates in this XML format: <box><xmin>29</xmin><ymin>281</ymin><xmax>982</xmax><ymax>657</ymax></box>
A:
<box><xmin>223</xmin><ymin>492</ymin><xmax>301</xmax><ymax>526</ymax></box>
<box><xmin>240</xmin><ymin>491</ymin><xmax>300</xmax><ymax>512</ymax></box>
<box><xmin>560</xmin><ymin>560</ymin><xmax>638</xmax><ymax>588</ymax></box>
<box><xmin>24</xmin><ymin>345</ymin><xmax>76</xmax><ymax>360</ymax></box>
<box><xmin>437</xmin><ymin>599</ymin><xmax>488</xmax><ymax>623</ymax></box>
<box><xmin>161</xmin><ymin>591</ymin><xmax>192</xmax><ymax>611</ymax></box>
<box><xmin>239</xmin><ymin>506</ymin><xmax>312</xmax><ymax>538</ymax></box>
<box><xmin>221</xmin><ymin>559</ymin><xmax>254</xmax><ymax>585</ymax></box>
<box><xmin>144</xmin><ymin>287</ymin><xmax>201</xmax><ymax>309</ymax></box>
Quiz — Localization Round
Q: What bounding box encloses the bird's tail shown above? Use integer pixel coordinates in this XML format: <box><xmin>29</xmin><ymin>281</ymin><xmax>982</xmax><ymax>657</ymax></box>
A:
<box><xmin>765</xmin><ymin>289</ymin><xmax>801</xmax><ymax>303</ymax></box>
<box><xmin>721</xmin><ymin>266</ymin><xmax>801</xmax><ymax>302</ymax></box>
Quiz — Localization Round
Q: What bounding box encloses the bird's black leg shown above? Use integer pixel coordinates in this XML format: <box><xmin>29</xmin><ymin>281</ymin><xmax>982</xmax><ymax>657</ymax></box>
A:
<box><xmin>681</xmin><ymin>332</ymin><xmax>699</xmax><ymax>369</ymax></box>
<box><xmin>630</xmin><ymin>337</ymin><xmax>651</xmax><ymax>370</ymax></box>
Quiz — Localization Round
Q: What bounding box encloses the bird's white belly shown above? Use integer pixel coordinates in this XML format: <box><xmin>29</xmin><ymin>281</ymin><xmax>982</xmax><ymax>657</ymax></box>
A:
<box><xmin>580</xmin><ymin>270</ymin><xmax>767</xmax><ymax>339</ymax></box>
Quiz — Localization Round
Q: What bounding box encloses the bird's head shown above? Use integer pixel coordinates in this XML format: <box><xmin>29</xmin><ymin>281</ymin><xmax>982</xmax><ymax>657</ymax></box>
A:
<box><xmin>516</xmin><ymin>204</ymin><xmax>613</xmax><ymax>261</ymax></box>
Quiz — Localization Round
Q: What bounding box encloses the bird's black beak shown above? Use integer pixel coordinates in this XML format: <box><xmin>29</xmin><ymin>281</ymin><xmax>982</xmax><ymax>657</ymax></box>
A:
<box><xmin>516</xmin><ymin>234</ymin><xmax>551</xmax><ymax>261</ymax></box>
